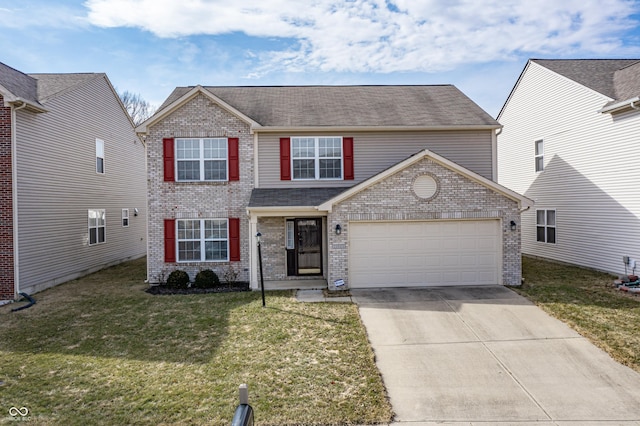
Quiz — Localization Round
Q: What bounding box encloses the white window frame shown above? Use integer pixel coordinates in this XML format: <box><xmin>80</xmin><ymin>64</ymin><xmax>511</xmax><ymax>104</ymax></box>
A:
<box><xmin>176</xmin><ymin>218</ymin><xmax>229</xmax><ymax>262</ymax></box>
<box><xmin>534</xmin><ymin>139</ymin><xmax>544</xmax><ymax>172</ymax></box>
<box><xmin>536</xmin><ymin>209</ymin><xmax>556</xmax><ymax>244</ymax></box>
<box><xmin>291</xmin><ymin>136</ymin><xmax>343</xmax><ymax>180</ymax></box>
<box><xmin>122</xmin><ymin>209</ymin><xmax>129</xmax><ymax>227</ymax></box>
<box><xmin>285</xmin><ymin>220</ymin><xmax>295</xmax><ymax>249</ymax></box>
<box><xmin>96</xmin><ymin>139</ymin><xmax>105</xmax><ymax>174</ymax></box>
<box><xmin>175</xmin><ymin>138</ymin><xmax>228</xmax><ymax>182</ymax></box>
<box><xmin>88</xmin><ymin>209</ymin><xmax>106</xmax><ymax>245</ymax></box>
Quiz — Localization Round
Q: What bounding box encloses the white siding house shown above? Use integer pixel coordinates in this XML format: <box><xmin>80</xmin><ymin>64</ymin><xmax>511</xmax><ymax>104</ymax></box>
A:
<box><xmin>497</xmin><ymin>59</ymin><xmax>640</xmax><ymax>275</ymax></box>
<box><xmin>0</xmin><ymin>62</ymin><xmax>147</xmax><ymax>302</ymax></box>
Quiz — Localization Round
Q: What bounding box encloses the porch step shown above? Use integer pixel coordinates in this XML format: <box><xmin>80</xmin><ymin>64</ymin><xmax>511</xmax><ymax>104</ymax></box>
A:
<box><xmin>264</xmin><ymin>279</ymin><xmax>327</xmax><ymax>290</ymax></box>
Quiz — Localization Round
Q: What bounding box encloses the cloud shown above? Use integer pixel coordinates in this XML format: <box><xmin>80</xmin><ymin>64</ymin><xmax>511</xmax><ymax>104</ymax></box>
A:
<box><xmin>84</xmin><ymin>0</ymin><xmax>640</xmax><ymax>74</ymax></box>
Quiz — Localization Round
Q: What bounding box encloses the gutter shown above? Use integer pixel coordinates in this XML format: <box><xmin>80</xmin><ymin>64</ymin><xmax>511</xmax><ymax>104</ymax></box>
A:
<box><xmin>599</xmin><ymin>97</ymin><xmax>640</xmax><ymax>114</ymax></box>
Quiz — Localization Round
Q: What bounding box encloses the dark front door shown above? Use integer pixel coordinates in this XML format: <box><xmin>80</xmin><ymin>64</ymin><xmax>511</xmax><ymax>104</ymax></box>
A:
<box><xmin>287</xmin><ymin>218</ymin><xmax>322</xmax><ymax>276</ymax></box>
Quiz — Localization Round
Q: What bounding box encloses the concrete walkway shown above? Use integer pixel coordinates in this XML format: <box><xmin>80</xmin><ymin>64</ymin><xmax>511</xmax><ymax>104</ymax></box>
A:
<box><xmin>351</xmin><ymin>286</ymin><xmax>640</xmax><ymax>425</ymax></box>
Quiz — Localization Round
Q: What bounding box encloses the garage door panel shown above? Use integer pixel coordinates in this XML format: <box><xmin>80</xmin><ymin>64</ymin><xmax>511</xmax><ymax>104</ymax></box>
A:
<box><xmin>349</xmin><ymin>220</ymin><xmax>501</xmax><ymax>288</ymax></box>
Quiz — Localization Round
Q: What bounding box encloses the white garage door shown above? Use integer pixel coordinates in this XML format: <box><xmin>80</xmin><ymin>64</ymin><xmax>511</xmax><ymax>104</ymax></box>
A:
<box><xmin>349</xmin><ymin>220</ymin><xmax>501</xmax><ymax>288</ymax></box>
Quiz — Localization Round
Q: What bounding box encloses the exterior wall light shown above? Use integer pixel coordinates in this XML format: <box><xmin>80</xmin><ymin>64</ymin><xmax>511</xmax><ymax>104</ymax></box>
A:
<box><xmin>335</xmin><ymin>224</ymin><xmax>342</xmax><ymax>235</ymax></box>
<box><xmin>510</xmin><ymin>220</ymin><xmax>517</xmax><ymax>231</ymax></box>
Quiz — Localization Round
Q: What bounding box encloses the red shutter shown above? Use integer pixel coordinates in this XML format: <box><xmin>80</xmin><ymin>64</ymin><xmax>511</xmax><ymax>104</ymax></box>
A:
<box><xmin>280</xmin><ymin>137</ymin><xmax>291</xmax><ymax>180</ymax></box>
<box><xmin>229</xmin><ymin>218</ymin><xmax>240</xmax><ymax>261</ymax></box>
<box><xmin>228</xmin><ymin>137</ymin><xmax>239</xmax><ymax>181</ymax></box>
<box><xmin>343</xmin><ymin>137</ymin><xmax>354</xmax><ymax>180</ymax></box>
<box><xmin>163</xmin><ymin>138</ymin><xmax>175</xmax><ymax>182</ymax></box>
<box><xmin>164</xmin><ymin>219</ymin><xmax>176</xmax><ymax>263</ymax></box>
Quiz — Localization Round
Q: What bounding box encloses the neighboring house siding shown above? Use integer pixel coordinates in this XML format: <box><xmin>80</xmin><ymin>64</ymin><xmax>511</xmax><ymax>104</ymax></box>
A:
<box><xmin>0</xmin><ymin>96</ymin><xmax>14</xmax><ymax>300</ymax></box>
<box><xmin>258</xmin><ymin>130</ymin><xmax>494</xmax><ymax>188</ymax></box>
<box><xmin>326</xmin><ymin>157</ymin><xmax>521</xmax><ymax>287</ymax></box>
<box><xmin>14</xmin><ymin>77</ymin><xmax>146</xmax><ymax>294</ymax></box>
<box><xmin>498</xmin><ymin>61</ymin><xmax>640</xmax><ymax>275</ymax></box>
<box><xmin>146</xmin><ymin>93</ymin><xmax>254</xmax><ymax>283</ymax></box>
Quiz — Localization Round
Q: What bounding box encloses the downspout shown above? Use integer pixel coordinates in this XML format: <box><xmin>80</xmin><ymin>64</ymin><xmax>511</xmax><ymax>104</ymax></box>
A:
<box><xmin>11</xmin><ymin>101</ymin><xmax>27</xmax><ymax>299</ymax></box>
<box><xmin>630</xmin><ymin>100</ymin><xmax>640</xmax><ymax>110</ymax></box>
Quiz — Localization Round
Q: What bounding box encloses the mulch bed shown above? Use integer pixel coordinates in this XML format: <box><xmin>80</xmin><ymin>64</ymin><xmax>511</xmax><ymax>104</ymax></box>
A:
<box><xmin>146</xmin><ymin>282</ymin><xmax>250</xmax><ymax>295</ymax></box>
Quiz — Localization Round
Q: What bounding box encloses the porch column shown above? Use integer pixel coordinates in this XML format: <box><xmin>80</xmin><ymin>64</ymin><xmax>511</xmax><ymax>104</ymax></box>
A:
<box><xmin>249</xmin><ymin>213</ymin><xmax>259</xmax><ymax>290</ymax></box>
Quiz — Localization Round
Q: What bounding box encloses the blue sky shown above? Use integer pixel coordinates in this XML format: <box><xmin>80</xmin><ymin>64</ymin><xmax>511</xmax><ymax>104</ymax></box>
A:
<box><xmin>1</xmin><ymin>0</ymin><xmax>639</xmax><ymax>116</ymax></box>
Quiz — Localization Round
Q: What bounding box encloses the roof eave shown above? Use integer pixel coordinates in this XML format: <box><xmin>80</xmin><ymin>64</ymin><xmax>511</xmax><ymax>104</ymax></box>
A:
<box><xmin>246</xmin><ymin>205</ymin><xmax>325</xmax><ymax>217</ymax></box>
<box><xmin>598</xmin><ymin>97</ymin><xmax>640</xmax><ymax>114</ymax></box>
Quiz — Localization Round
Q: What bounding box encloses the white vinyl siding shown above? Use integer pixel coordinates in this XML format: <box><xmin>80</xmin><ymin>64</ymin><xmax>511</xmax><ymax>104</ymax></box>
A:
<box><xmin>497</xmin><ymin>60</ymin><xmax>640</xmax><ymax>275</ymax></box>
<box><xmin>258</xmin><ymin>130</ymin><xmax>494</xmax><ymax>188</ymax></box>
<box><xmin>14</xmin><ymin>76</ymin><xmax>147</xmax><ymax>294</ymax></box>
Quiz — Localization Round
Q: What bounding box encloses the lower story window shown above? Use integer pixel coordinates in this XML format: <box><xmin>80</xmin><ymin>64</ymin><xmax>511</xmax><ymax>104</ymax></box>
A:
<box><xmin>177</xmin><ymin>219</ymin><xmax>228</xmax><ymax>262</ymax></box>
<box><xmin>536</xmin><ymin>209</ymin><xmax>556</xmax><ymax>244</ymax></box>
<box><xmin>88</xmin><ymin>209</ymin><xmax>106</xmax><ymax>245</ymax></box>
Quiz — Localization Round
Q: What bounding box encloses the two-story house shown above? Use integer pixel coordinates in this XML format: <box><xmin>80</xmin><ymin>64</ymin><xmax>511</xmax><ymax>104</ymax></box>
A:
<box><xmin>497</xmin><ymin>59</ymin><xmax>640</xmax><ymax>276</ymax></box>
<box><xmin>0</xmin><ymin>62</ymin><xmax>147</xmax><ymax>304</ymax></box>
<box><xmin>137</xmin><ymin>85</ymin><xmax>531</xmax><ymax>291</ymax></box>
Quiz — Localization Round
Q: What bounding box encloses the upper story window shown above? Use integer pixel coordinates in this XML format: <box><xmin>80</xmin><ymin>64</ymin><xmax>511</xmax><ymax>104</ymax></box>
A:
<box><xmin>292</xmin><ymin>137</ymin><xmax>342</xmax><ymax>180</ymax></box>
<box><xmin>88</xmin><ymin>209</ymin><xmax>106</xmax><ymax>245</ymax></box>
<box><xmin>96</xmin><ymin>139</ymin><xmax>105</xmax><ymax>174</ymax></box>
<box><xmin>176</xmin><ymin>138</ymin><xmax>227</xmax><ymax>181</ymax></box>
<box><xmin>534</xmin><ymin>139</ymin><xmax>544</xmax><ymax>172</ymax></box>
<box><xmin>122</xmin><ymin>209</ymin><xmax>129</xmax><ymax>227</ymax></box>
<box><xmin>536</xmin><ymin>209</ymin><xmax>556</xmax><ymax>244</ymax></box>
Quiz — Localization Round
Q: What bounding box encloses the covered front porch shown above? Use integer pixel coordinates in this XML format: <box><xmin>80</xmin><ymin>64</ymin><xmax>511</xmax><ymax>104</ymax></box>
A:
<box><xmin>247</xmin><ymin>187</ymin><xmax>348</xmax><ymax>290</ymax></box>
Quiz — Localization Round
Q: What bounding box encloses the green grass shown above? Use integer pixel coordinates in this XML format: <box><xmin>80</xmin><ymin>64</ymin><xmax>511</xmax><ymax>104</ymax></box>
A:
<box><xmin>516</xmin><ymin>256</ymin><xmax>640</xmax><ymax>373</ymax></box>
<box><xmin>0</xmin><ymin>258</ymin><xmax>392</xmax><ymax>425</ymax></box>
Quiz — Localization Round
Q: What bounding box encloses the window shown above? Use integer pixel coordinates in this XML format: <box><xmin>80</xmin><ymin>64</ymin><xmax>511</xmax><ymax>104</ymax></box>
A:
<box><xmin>176</xmin><ymin>138</ymin><xmax>227</xmax><ymax>181</ymax></box>
<box><xmin>286</xmin><ymin>220</ymin><xmax>295</xmax><ymax>249</ymax></box>
<box><xmin>535</xmin><ymin>139</ymin><xmax>544</xmax><ymax>172</ymax></box>
<box><xmin>88</xmin><ymin>209</ymin><xmax>106</xmax><ymax>245</ymax></box>
<box><xmin>177</xmin><ymin>219</ymin><xmax>228</xmax><ymax>262</ymax></box>
<box><xmin>536</xmin><ymin>209</ymin><xmax>556</xmax><ymax>244</ymax></box>
<box><xmin>292</xmin><ymin>137</ymin><xmax>342</xmax><ymax>180</ymax></box>
<box><xmin>96</xmin><ymin>139</ymin><xmax>105</xmax><ymax>174</ymax></box>
<box><xmin>122</xmin><ymin>209</ymin><xmax>129</xmax><ymax>227</ymax></box>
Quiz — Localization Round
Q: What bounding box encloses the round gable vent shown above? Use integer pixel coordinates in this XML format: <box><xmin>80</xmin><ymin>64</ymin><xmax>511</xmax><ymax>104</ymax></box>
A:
<box><xmin>413</xmin><ymin>174</ymin><xmax>438</xmax><ymax>200</ymax></box>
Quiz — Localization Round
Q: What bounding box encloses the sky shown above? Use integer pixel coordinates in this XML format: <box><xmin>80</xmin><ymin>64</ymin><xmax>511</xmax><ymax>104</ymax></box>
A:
<box><xmin>1</xmin><ymin>0</ymin><xmax>640</xmax><ymax>117</ymax></box>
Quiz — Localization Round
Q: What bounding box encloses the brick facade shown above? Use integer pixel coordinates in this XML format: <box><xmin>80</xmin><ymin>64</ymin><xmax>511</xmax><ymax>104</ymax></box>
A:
<box><xmin>325</xmin><ymin>157</ymin><xmax>522</xmax><ymax>289</ymax></box>
<box><xmin>146</xmin><ymin>93</ymin><xmax>254</xmax><ymax>283</ymax></box>
<box><xmin>0</xmin><ymin>95</ymin><xmax>15</xmax><ymax>300</ymax></box>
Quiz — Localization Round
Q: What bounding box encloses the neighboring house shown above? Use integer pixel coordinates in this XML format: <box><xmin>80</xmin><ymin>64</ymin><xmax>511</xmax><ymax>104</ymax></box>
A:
<box><xmin>497</xmin><ymin>59</ymin><xmax>640</xmax><ymax>275</ymax></box>
<box><xmin>137</xmin><ymin>85</ymin><xmax>531</xmax><ymax>291</ymax></box>
<box><xmin>0</xmin><ymin>62</ymin><xmax>147</xmax><ymax>303</ymax></box>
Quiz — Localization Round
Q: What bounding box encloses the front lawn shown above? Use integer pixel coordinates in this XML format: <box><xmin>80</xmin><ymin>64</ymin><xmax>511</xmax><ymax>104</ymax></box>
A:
<box><xmin>516</xmin><ymin>256</ymin><xmax>640</xmax><ymax>374</ymax></box>
<box><xmin>0</xmin><ymin>258</ymin><xmax>392</xmax><ymax>425</ymax></box>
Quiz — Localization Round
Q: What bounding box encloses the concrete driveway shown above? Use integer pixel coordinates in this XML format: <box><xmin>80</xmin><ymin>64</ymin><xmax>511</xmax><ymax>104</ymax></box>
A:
<box><xmin>352</xmin><ymin>286</ymin><xmax>640</xmax><ymax>425</ymax></box>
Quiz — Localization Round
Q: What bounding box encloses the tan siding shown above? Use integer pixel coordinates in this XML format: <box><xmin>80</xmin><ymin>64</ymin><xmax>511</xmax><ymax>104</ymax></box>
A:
<box><xmin>258</xmin><ymin>130</ymin><xmax>494</xmax><ymax>188</ymax></box>
<box><xmin>498</xmin><ymin>61</ymin><xmax>640</xmax><ymax>275</ymax></box>
<box><xmin>14</xmin><ymin>77</ymin><xmax>146</xmax><ymax>294</ymax></box>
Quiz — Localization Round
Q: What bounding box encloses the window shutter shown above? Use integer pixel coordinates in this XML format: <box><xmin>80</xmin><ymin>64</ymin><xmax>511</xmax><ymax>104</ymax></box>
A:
<box><xmin>229</xmin><ymin>218</ymin><xmax>240</xmax><ymax>261</ymax></box>
<box><xmin>343</xmin><ymin>137</ymin><xmax>354</xmax><ymax>180</ymax></box>
<box><xmin>228</xmin><ymin>137</ymin><xmax>239</xmax><ymax>181</ymax></box>
<box><xmin>280</xmin><ymin>137</ymin><xmax>291</xmax><ymax>180</ymax></box>
<box><xmin>164</xmin><ymin>219</ymin><xmax>176</xmax><ymax>263</ymax></box>
<box><xmin>163</xmin><ymin>138</ymin><xmax>175</xmax><ymax>182</ymax></box>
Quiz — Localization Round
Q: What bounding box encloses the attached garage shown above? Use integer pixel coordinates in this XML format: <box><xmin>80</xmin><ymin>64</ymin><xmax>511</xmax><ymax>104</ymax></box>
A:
<box><xmin>349</xmin><ymin>220</ymin><xmax>502</xmax><ymax>288</ymax></box>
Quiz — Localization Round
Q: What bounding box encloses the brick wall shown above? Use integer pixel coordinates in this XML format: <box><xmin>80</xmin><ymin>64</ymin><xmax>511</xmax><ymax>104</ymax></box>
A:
<box><xmin>0</xmin><ymin>95</ymin><xmax>15</xmax><ymax>300</ymax></box>
<box><xmin>146</xmin><ymin>93</ymin><xmax>254</xmax><ymax>283</ymax></box>
<box><xmin>326</xmin><ymin>157</ymin><xmax>522</xmax><ymax>288</ymax></box>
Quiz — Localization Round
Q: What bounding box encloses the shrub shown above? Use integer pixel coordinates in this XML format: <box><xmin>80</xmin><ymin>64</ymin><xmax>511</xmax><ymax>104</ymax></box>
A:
<box><xmin>222</xmin><ymin>266</ymin><xmax>239</xmax><ymax>285</ymax></box>
<box><xmin>166</xmin><ymin>270</ymin><xmax>190</xmax><ymax>289</ymax></box>
<box><xmin>194</xmin><ymin>269</ymin><xmax>220</xmax><ymax>289</ymax></box>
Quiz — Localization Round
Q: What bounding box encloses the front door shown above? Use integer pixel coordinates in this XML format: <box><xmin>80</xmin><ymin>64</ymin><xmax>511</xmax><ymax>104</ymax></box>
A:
<box><xmin>287</xmin><ymin>218</ymin><xmax>322</xmax><ymax>275</ymax></box>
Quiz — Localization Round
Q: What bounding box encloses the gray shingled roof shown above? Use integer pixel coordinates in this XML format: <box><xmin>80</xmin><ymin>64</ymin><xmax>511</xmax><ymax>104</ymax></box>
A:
<box><xmin>248</xmin><ymin>187</ymin><xmax>350</xmax><ymax>208</ymax></box>
<box><xmin>158</xmin><ymin>85</ymin><xmax>499</xmax><ymax>128</ymax></box>
<box><xmin>532</xmin><ymin>59</ymin><xmax>640</xmax><ymax>101</ymax></box>
<box><xmin>29</xmin><ymin>73</ymin><xmax>103</xmax><ymax>101</ymax></box>
<box><xmin>0</xmin><ymin>62</ymin><xmax>39</xmax><ymax>104</ymax></box>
